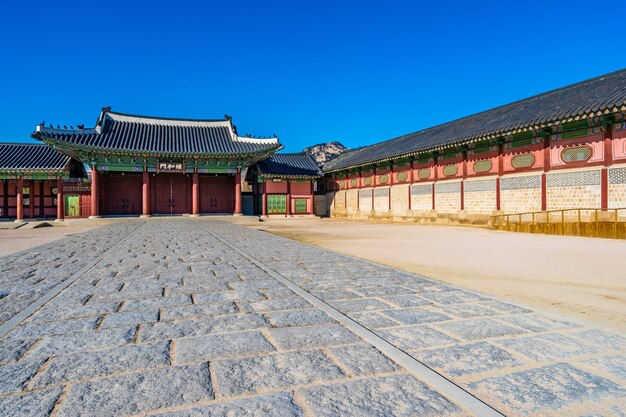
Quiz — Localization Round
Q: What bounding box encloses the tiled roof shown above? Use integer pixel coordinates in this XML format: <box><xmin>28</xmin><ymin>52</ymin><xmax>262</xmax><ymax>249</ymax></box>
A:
<box><xmin>255</xmin><ymin>153</ymin><xmax>323</xmax><ymax>178</ymax></box>
<box><xmin>324</xmin><ymin>68</ymin><xmax>626</xmax><ymax>171</ymax></box>
<box><xmin>32</xmin><ymin>110</ymin><xmax>281</xmax><ymax>156</ymax></box>
<box><xmin>0</xmin><ymin>143</ymin><xmax>71</xmax><ymax>172</ymax></box>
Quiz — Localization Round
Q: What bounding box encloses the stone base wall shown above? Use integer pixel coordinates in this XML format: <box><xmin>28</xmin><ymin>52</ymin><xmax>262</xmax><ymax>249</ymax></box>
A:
<box><xmin>314</xmin><ymin>194</ymin><xmax>327</xmax><ymax>216</ymax></box>
<box><xmin>390</xmin><ymin>184</ymin><xmax>409</xmax><ymax>212</ymax></box>
<box><xmin>334</xmin><ymin>191</ymin><xmax>346</xmax><ymax>211</ymax></box>
<box><xmin>609</xmin><ymin>167</ymin><xmax>626</xmax><ymax>208</ymax></box>
<box><xmin>373</xmin><ymin>187</ymin><xmax>390</xmax><ymax>212</ymax></box>
<box><xmin>434</xmin><ymin>181</ymin><xmax>461</xmax><ymax>214</ymax></box>
<box><xmin>346</xmin><ymin>189</ymin><xmax>359</xmax><ymax>212</ymax></box>
<box><xmin>358</xmin><ymin>189</ymin><xmax>373</xmax><ymax>211</ymax></box>
<box><xmin>410</xmin><ymin>183</ymin><xmax>433</xmax><ymax>211</ymax></box>
<box><xmin>464</xmin><ymin>179</ymin><xmax>497</xmax><ymax>215</ymax></box>
<box><xmin>546</xmin><ymin>170</ymin><xmax>601</xmax><ymax>210</ymax></box>
<box><xmin>501</xmin><ymin>175</ymin><xmax>542</xmax><ymax>214</ymax></box>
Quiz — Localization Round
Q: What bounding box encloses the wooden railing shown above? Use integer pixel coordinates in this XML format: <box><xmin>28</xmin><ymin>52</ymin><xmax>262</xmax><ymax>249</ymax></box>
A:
<box><xmin>491</xmin><ymin>208</ymin><xmax>626</xmax><ymax>239</ymax></box>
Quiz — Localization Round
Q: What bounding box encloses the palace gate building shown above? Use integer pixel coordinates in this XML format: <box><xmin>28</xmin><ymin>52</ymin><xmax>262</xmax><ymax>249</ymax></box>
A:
<box><xmin>322</xmin><ymin>69</ymin><xmax>626</xmax><ymax>222</ymax></box>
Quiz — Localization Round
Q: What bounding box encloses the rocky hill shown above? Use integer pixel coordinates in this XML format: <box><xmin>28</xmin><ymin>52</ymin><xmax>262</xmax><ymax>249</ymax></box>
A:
<box><xmin>303</xmin><ymin>141</ymin><xmax>348</xmax><ymax>166</ymax></box>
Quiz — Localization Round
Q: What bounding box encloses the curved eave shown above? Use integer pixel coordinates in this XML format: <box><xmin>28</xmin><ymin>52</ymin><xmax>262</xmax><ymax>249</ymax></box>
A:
<box><xmin>35</xmin><ymin>134</ymin><xmax>282</xmax><ymax>161</ymax></box>
<box><xmin>323</xmin><ymin>107</ymin><xmax>625</xmax><ymax>173</ymax></box>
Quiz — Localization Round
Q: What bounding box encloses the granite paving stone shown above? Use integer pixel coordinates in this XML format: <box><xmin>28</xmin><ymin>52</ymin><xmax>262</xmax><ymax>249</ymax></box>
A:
<box><xmin>380</xmin><ymin>308</ymin><xmax>452</xmax><ymax>324</ymax></box>
<box><xmin>138</xmin><ymin>313</ymin><xmax>270</xmax><ymax>342</ymax></box>
<box><xmin>311</xmin><ymin>288</ymin><xmax>361</xmax><ymax>301</ymax></box>
<box><xmin>0</xmin><ymin>387</ymin><xmax>63</xmax><ymax>417</ymax></box>
<box><xmin>56</xmin><ymin>365</ymin><xmax>213</xmax><ymax>417</ymax></box>
<box><xmin>434</xmin><ymin>318</ymin><xmax>527</xmax><ymax>341</ymax></box>
<box><xmin>0</xmin><ymin>360</ymin><xmax>42</xmax><ymax>394</ymax></box>
<box><xmin>328</xmin><ymin>297</ymin><xmax>394</xmax><ymax>312</ymax></box>
<box><xmin>214</xmin><ymin>350</ymin><xmax>345</xmax><ymax>396</ymax></box>
<box><xmin>495</xmin><ymin>313</ymin><xmax>580</xmax><ymax>332</ymax></box>
<box><xmin>159</xmin><ymin>302</ymin><xmax>238</xmax><ymax>321</ymax></box>
<box><xmin>149</xmin><ymin>392</ymin><xmax>305</xmax><ymax>417</ymax></box>
<box><xmin>411</xmin><ymin>341</ymin><xmax>522</xmax><ymax>377</ymax></box>
<box><xmin>100</xmin><ymin>310</ymin><xmax>159</xmax><ymax>328</ymax></box>
<box><xmin>238</xmin><ymin>298</ymin><xmax>313</xmax><ymax>313</ymax></box>
<box><xmin>174</xmin><ymin>330</ymin><xmax>275</xmax><ymax>363</ymax></box>
<box><xmin>468</xmin><ymin>363</ymin><xmax>626</xmax><ymax>415</ymax></box>
<box><xmin>193</xmin><ymin>289</ymin><xmax>265</xmax><ymax>303</ymax></box>
<box><xmin>330</xmin><ymin>343</ymin><xmax>400</xmax><ymax>376</ymax></box>
<box><xmin>0</xmin><ymin>339</ymin><xmax>36</xmax><ymax>365</ymax></box>
<box><xmin>581</xmin><ymin>355</ymin><xmax>626</xmax><ymax>381</ymax></box>
<box><xmin>432</xmin><ymin>303</ymin><xmax>500</xmax><ymax>318</ymax></box>
<box><xmin>376</xmin><ymin>325</ymin><xmax>458</xmax><ymax>350</ymax></box>
<box><xmin>347</xmin><ymin>311</ymin><xmax>399</xmax><ymax>329</ymax></box>
<box><xmin>8</xmin><ymin>316</ymin><xmax>100</xmax><ymax>340</ymax></box>
<box><xmin>497</xmin><ymin>333</ymin><xmax>600</xmax><ymax>362</ymax></box>
<box><xmin>299</xmin><ymin>374</ymin><xmax>462</xmax><ymax>417</ymax></box>
<box><xmin>420</xmin><ymin>290</ymin><xmax>488</xmax><ymax>305</ymax></box>
<box><xmin>265</xmin><ymin>309</ymin><xmax>335</xmax><ymax>327</ymax></box>
<box><xmin>259</xmin><ymin>287</ymin><xmax>302</xmax><ymax>300</ymax></box>
<box><xmin>381</xmin><ymin>294</ymin><xmax>433</xmax><ymax>307</ymax></box>
<box><xmin>120</xmin><ymin>295</ymin><xmax>192</xmax><ymax>311</ymax></box>
<box><xmin>27</xmin><ymin>302</ymin><xmax>120</xmax><ymax>323</ymax></box>
<box><xmin>30</xmin><ymin>342</ymin><xmax>170</xmax><ymax>387</ymax></box>
<box><xmin>268</xmin><ymin>323</ymin><xmax>358</xmax><ymax>349</ymax></box>
<box><xmin>570</xmin><ymin>329</ymin><xmax>626</xmax><ymax>351</ymax></box>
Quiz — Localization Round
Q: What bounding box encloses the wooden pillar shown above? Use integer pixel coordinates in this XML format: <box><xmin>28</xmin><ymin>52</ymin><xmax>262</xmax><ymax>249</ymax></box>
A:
<box><xmin>16</xmin><ymin>178</ymin><xmax>23</xmax><ymax>221</ymax></box>
<box><xmin>90</xmin><ymin>167</ymin><xmax>99</xmax><ymax>217</ymax></box>
<box><xmin>234</xmin><ymin>171</ymin><xmax>242</xmax><ymax>215</ymax></box>
<box><xmin>286</xmin><ymin>180</ymin><xmax>291</xmax><ymax>216</ymax></box>
<box><xmin>600</xmin><ymin>126</ymin><xmax>608</xmax><ymax>198</ymax></box>
<box><xmin>142</xmin><ymin>171</ymin><xmax>151</xmax><ymax>217</ymax></box>
<box><xmin>27</xmin><ymin>180</ymin><xmax>34</xmax><ymax>219</ymax></box>
<box><xmin>496</xmin><ymin>177</ymin><xmax>501</xmax><ymax>211</ymax></box>
<box><xmin>497</xmin><ymin>141</ymin><xmax>503</xmax><ymax>211</ymax></box>
<box><xmin>432</xmin><ymin>154</ymin><xmax>439</xmax><ymax>210</ymax></box>
<box><xmin>39</xmin><ymin>181</ymin><xmax>44</xmax><ymax>218</ymax></box>
<box><xmin>542</xmin><ymin>133</ymin><xmax>550</xmax><ymax>211</ymax></box>
<box><xmin>307</xmin><ymin>181</ymin><xmax>314</xmax><ymax>214</ymax></box>
<box><xmin>262</xmin><ymin>182</ymin><xmax>268</xmax><ymax>216</ymax></box>
<box><xmin>2</xmin><ymin>180</ymin><xmax>7</xmax><ymax>218</ymax></box>
<box><xmin>460</xmin><ymin>181</ymin><xmax>465</xmax><ymax>211</ymax></box>
<box><xmin>56</xmin><ymin>177</ymin><xmax>64</xmax><ymax>221</ymax></box>
<box><xmin>191</xmin><ymin>172</ymin><xmax>199</xmax><ymax>215</ymax></box>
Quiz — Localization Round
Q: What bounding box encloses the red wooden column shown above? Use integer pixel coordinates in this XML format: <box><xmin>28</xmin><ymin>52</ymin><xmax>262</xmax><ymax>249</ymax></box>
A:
<box><xmin>496</xmin><ymin>140</ymin><xmax>503</xmax><ymax>211</ymax></box>
<box><xmin>28</xmin><ymin>180</ymin><xmax>35</xmax><ymax>219</ymax></box>
<box><xmin>601</xmin><ymin>123</ymin><xmax>613</xmax><ymax>210</ymax></box>
<box><xmin>262</xmin><ymin>182</ymin><xmax>268</xmax><ymax>216</ymax></box>
<box><xmin>432</xmin><ymin>153</ymin><xmax>439</xmax><ymax>210</ymax></box>
<box><xmin>307</xmin><ymin>180</ymin><xmax>314</xmax><ymax>214</ymax></box>
<box><xmin>16</xmin><ymin>178</ymin><xmax>24</xmax><ymax>222</ymax></box>
<box><xmin>234</xmin><ymin>171</ymin><xmax>242</xmax><ymax>215</ymax></box>
<box><xmin>541</xmin><ymin>132</ymin><xmax>551</xmax><ymax>211</ymax></box>
<box><xmin>90</xmin><ymin>167</ymin><xmax>99</xmax><ymax>218</ymax></box>
<box><xmin>190</xmin><ymin>172</ymin><xmax>199</xmax><ymax>216</ymax></box>
<box><xmin>39</xmin><ymin>180</ymin><xmax>45</xmax><ymax>218</ymax></box>
<box><xmin>286</xmin><ymin>180</ymin><xmax>291</xmax><ymax>216</ymax></box>
<box><xmin>142</xmin><ymin>171</ymin><xmax>151</xmax><ymax>217</ymax></box>
<box><xmin>56</xmin><ymin>177</ymin><xmax>64</xmax><ymax>221</ymax></box>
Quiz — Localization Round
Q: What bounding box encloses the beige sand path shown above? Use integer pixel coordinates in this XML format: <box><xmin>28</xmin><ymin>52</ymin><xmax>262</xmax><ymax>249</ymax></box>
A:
<box><xmin>251</xmin><ymin>217</ymin><xmax>626</xmax><ymax>333</ymax></box>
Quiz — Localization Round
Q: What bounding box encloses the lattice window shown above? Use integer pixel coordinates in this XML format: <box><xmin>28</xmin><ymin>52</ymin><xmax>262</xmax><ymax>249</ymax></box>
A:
<box><xmin>294</xmin><ymin>198</ymin><xmax>307</xmax><ymax>213</ymax></box>
<box><xmin>411</xmin><ymin>184</ymin><xmax>432</xmax><ymax>195</ymax></box>
<box><xmin>363</xmin><ymin>177</ymin><xmax>372</xmax><ymax>186</ymax></box>
<box><xmin>561</xmin><ymin>146</ymin><xmax>592</xmax><ymax>163</ymax></box>
<box><xmin>443</xmin><ymin>165</ymin><xmax>458</xmax><ymax>176</ymax></box>
<box><xmin>547</xmin><ymin>170</ymin><xmax>600</xmax><ymax>187</ymax></box>
<box><xmin>350</xmin><ymin>179</ymin><xmax>358</xmax><ymax>187</ymax></box>
<box><xmin>267</xmin><ymin>194</ymin><xmax>286</xmax><ymax>213</ymax></box>
<box><xmin>473</xmin><ymin>160</ymin><xmax>492</xmax><ymax>173</ymax></box>
<box><xmin>511</xmin><ymin>154</ymin><xmax>535</xmax><ymax>169</ymax></box>
<box><xmin>464</xmin><ymin>179</ymin><xmax>496</xmax><ymax>192</ymax></box>
<box><xmin>418</xmin><ymin>168</ymin><xmax>431</xmax><ymax>179</ymax></box>
<box><xmin>396</xmin><ymin>172</ymin><xmax>408</xmax><ymax>181</ymax></box>
<box><xmin>609</xmin><ymin>168</ymin><xmax>626</xmax><ymax>184</ymax></box>
<box><xmin>378</xmin><ymin>175</ymin><xmax>389</xmax><ymax>184</ymax></box>
<box><xmin>435</xmin><ymin>181</ymin><xmax>461</xmax><ymax>194</ymax></box>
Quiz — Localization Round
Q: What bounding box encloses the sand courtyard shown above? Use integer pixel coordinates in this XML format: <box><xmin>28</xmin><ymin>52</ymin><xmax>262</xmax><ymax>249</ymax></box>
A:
<box><xmin>0</xmin><ymin>218</ymin><xmax>624</xmax><ymax>416</ymax></box>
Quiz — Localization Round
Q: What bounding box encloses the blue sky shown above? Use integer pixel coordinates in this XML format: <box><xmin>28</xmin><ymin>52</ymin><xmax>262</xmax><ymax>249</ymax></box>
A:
<box><xmin>1</xmin><ymin>1</ymin><xmax>624</xmax><ymax>152</ymax></box>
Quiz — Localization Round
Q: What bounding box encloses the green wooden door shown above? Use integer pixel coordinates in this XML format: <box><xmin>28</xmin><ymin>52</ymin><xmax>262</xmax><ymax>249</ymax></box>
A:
<box><xmin>294</xmin><ymin>198</ymin><xmax>307</xmax><ymax>213</ymax></box>
<box><xmin>65</xmin><ymin>195</ymin><xmax>80</xmax><ymax>217</ymax></box>
<box><xmin>267</xmin><ymin>194</ymin><xmax>286</xmax><ymax>214</ymax></box>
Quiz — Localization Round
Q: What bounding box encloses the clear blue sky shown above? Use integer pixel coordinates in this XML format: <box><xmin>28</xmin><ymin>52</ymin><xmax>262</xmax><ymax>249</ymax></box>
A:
<box><xmin>1</xmin><ymin>1</ymin><xmax>624</xmax><ymax>152</ymax></box>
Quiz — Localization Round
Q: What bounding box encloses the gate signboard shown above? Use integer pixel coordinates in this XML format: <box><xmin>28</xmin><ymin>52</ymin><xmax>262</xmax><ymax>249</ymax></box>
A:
<box><xmin>158</xmin><ymin>162</ymin><xmax>184</xmax><ymax>173</ymax></box>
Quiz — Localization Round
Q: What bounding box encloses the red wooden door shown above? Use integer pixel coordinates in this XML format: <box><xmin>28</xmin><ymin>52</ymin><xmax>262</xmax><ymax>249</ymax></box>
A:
<box><xmin>155</xmin><ymin>174</ymin><xmax>188</xmax><ymax>214</ymax></box>
<box><xmin>103</xmin><ymin>173</ymin><xmax>142</xmax><ymax>215</ymax></box>
<box><xmin>200</xmin><ymin>175</ymin><xmax>234</xmax><ymax>213</ymax></box>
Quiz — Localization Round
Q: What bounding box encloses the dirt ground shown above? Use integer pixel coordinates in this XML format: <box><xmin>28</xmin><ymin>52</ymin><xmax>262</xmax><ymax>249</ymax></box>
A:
<box><xmin>251</xmin><ymin>217</ymin><xmax>626</xmax><ymax>333</ymax></box>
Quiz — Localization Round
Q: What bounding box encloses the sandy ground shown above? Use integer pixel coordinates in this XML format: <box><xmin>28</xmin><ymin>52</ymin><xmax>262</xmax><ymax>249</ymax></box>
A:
<box><xmin>251</xmin><ymin>217</ymin><xmax>626</xmax><ymax>333</ymax></box>
<box><xmin>0</xmin><ymin>221</ymin><xmax>101</xmax><ymax>257</ymax></box>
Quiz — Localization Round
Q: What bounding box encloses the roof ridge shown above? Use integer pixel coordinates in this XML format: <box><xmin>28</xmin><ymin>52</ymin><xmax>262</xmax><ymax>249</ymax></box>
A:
<box><xmin>107</xmin><ymin>110</ymin><xmax>229</xmax><ymax>123</ymax></box>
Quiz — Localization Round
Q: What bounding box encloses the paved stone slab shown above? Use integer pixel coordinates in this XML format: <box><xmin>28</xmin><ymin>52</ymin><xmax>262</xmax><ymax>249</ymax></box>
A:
<box><xmin>434</xmin><ymin>318</ymin><xmax>526</xmax><ymax>341</ymax></box>
<box><xmin>347</xmin><ymin>311</ymin><xmax>399</xmax><ymax>329</ymax></box>
<box><xmin>382</xmin><ymin>294</ymin><xmax>432</xmax><ymax>308</ymax></box>
<box><xmin>27</xmin><ymin>302</ymin><xmax>120</xmax><ymax>323</ymax></box>
<box><xmin>139</xmin><ymin>313</ymin><xmax>269</xmax><ymax>342</ymax></box>
<box><xmin>193</xmin><ymin>289</ymin><xmax>265</xmax><ymax>303</ymax></box>
<box><xmin>420</xmin><ymin>290</ymin><xmax>487</xmax><ymax>305</ymax></box>
<box><xmin>268</xmin><ymin>323</ymin><xmax>358</xmax><ymax>349</ymax></box>
<box><xmin>311</xmin><ymin>289</ymin><xmax>361</xmax><ymax>301</ymax></box>
<box><xmin>25</xmin><ymin>326</ymin><xmax>135</xmax><ymax>359</ymax></box>
<box><xmin>0</xmin><ymin>339</ymin><xmax>36</xmax><ymax>365</ymax></box>
<box><xmin>238</xmin><ymin>298</ymin><xmax>313</xmax><ymax>313</ymax></box>
<box><xmin>214</xmin><ymin>350</ymin><xmax>345</xmax><ymax>396</ymax></box>
<box><xmin>31</xmin><ymin>342</ymin><xmax>170</xmax><ymax>387</ymax></box>
<box><xmin>412</xmin><ymin>341</ymin><xmax>521</xmax><ymax>377</ymax></box>
<box><xmin>0</xmin><ymin>360</ymin><xmax>42</xmax><ymax>394</ymax></box>
<box><xmin>570</xmin><ymin>329</ymin><xmax>626</xmax><ymax>351</ymax></box>
<box><xmin>265</xmin><ymin>309</ymin><xmax>334</xmax><ymax>327</ymax></box>
<box><xmin>120</xmin><ymin>295</ymin><xmax>192</xmax><ymax>311</ymax></box>
<box><xmin>0</xmin><ymin>387</ymin><xmax>63</xmax><ymax>417</ymax></box>
<box><xmin>480</xmin><ymin>300</ymin><xmax>532</xmax><ymax>314</ymax></box>
<box><xmin>328</xmin><ymin>298</ymin><xmax>394</xmax><ymax>312</ymax></box>
<box><xmin>56</xmin><ymin>365</ymin><xmax>213</xmax><ymax>417</ymax></box>
<box><xmin>468</xmin><ymin>363</ymin><xmax>626</xmax><ymax>415</ymax></box>
<box><xmin>381</xmin><ymin>308</ymin><xmax>452</xmax><ymax>324</ymax></box>
<box><xmin>100</xmin><ymin>310</ymin><xmax>159</xmax><ymax>328</ymax></box>
<box><xmin>300</xmin><ymin>374</ymin><xmax>462</xmax><ymax>417</ymax></box>
<box><xmin>174</xmin><ymin>331</ymin><xmax>275</xmax><ymax>363</ymax></box>
<box><xmin>330</xmin><ymin>343</ymin><xmax>400</xmax><ymax>376</ymax></box>
<box><xmin>352</xmin><ymin>285</ymin><xmax>414</xmax><ymax>297</ymax></box>
<box><xmin>432</xmin><ymin>303</ymin><xmax>500</xmax><ymax>318</ymax></box>
<box><xmin>497</xmin><ymin>333</ymin><xmax>599</xmax><ymax>362</ymax></box>
<box><xmin>8</xmin><ymin>316</ymin><xmax>99</xmax><ymax>339</ymax></box>
<box><xmin>376</xmin><ymin>325</ymin><xmax>458</xmax><ymax>350</ymax></box>
<box><xmin>495</xmin><ymin>313</ymin><xmax>580</xmax><ymax>332</ymax></box>
<box><xmin>260</xmin><ymin>288</ymin><xmax>302</xmax><ymax>300</ymax></box>
<box><xmin>581</xmin><ymin>355</ymin><xmax>626</xmax><ymax>381</ymax></box>
<box><xmin>151</xmin><ymin>392</ymin><xmax>305</xmax><ymax>417</ymax></box>
<box><xmin>160</xmin><ymin>302</ymin><xmax>238</xmax><ymax>321</ymax></box>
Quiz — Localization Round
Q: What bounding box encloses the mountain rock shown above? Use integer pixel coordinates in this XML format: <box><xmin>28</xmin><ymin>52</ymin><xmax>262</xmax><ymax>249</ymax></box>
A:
<box><xmin>303</xmin><ymin>141</ymin><xmax>348</xmax><ymax>166</ymax></box>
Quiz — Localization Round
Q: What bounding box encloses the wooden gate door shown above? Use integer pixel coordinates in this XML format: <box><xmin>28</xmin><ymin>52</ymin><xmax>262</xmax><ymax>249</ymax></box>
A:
<box><xmin>65</xmin><ymin>195</ymin><xmax>80</xmax><ymax>217</ymax></box>
<box><xmin>103</xmin><ymin>174</ymin><xmax>142</xmax><ymax>215</ymax></box>
<box><xmin>200</xmin><ymin>176</ymin><xmax>233</xmax><ymax>213</ymax></box>
<box><xmin>155</xmin><ymin>174</ymin><xmax>188</xmax><ymax>214</ymax></box>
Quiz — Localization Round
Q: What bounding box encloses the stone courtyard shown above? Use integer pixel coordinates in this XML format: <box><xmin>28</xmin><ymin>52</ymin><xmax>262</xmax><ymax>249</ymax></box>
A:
<box><xmin>0</xmin><ymin>219</ymin><xmax>624</xmax><ymax>416</ymax></box>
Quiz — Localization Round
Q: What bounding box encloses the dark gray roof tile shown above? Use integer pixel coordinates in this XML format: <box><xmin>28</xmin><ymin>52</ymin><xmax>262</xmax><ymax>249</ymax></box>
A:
<box><xmin>255</xmin><ymin>153</ymin><xmax>323</xmax><ymax>178</ymax></box>
<box><xmin>0</xmin><ymin>143</ymin><xmax>71</xmax><ymax>172</ymax></box>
